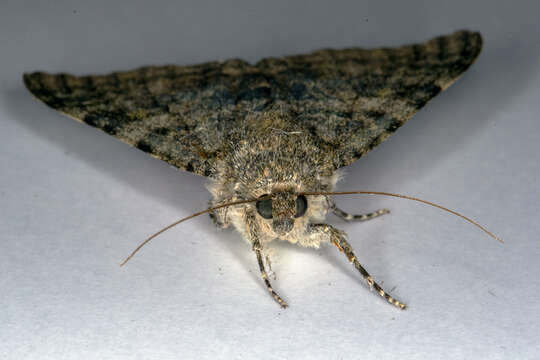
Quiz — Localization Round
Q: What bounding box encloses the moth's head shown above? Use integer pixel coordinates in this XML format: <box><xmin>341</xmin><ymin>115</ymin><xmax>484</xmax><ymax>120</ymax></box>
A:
<box><xmin>255</xmin><ymin>188</ymin><xmax>309</xmax><ymax>236</ymax></box>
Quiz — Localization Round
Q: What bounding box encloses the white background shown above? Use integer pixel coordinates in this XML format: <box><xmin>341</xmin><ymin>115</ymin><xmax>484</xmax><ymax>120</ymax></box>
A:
<box><xmin>1</xmin><ymin>1</ymin><xmax>539</xmax><ymax>359</ymax></box>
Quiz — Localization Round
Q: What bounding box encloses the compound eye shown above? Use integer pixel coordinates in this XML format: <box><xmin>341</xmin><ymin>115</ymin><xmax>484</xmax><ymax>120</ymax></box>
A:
<box><xmin>256</xmin><ymin>195</ymin><xmax>273</xmax><ymax>219</ymax></box>
<box><xmin>295</xmin><ymin>195</ymin><xmax>307</xmax><ymax>218</ymax></box>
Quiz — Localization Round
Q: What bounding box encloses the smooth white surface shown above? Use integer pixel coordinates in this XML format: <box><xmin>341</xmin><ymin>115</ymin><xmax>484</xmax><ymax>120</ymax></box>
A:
<box><xmin>1</xmin><ymin>1</ymin><xmax>539</xmax><ymax>359</ymax></box>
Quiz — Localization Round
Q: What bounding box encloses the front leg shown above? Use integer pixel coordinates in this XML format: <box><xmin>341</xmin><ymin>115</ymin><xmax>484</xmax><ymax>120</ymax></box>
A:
<box><xmin>252</xmin><ymin>239</ymin><xmax>288</xmax><ymax>308</ymax></box>
<box><xmin>309</xmin><ymin>223</ymin><xmax>406</xmax><ymax>310</ymax></box>
<box><xmin>246</xmin><ymin>211</ymin><xmax>288</xmax><ymax>308</ymax></box>
<box><xmin>208</xmin><ymin>200</ymin><xmax>230</xmax><ymax>229</ymax></box>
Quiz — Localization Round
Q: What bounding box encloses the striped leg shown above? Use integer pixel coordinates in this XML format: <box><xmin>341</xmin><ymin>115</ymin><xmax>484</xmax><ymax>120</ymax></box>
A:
<box><xmin>208</xmin><ymin>201</ymin><xmax>230</xmax><ymax>229</ymax></box>
<box><xmin>253</xmin><ymin>238</ymin><xmax>288</xmax><ymax>308</ymax></box>
<box><xmin>310</xmin><ymin>224</ymin><xmax>406</xmax><ymax>310</ymax></box>
<box><xmin>330</xmin><ymin>200</ymin><xmax>389</xmax><ymax>222</ymax></box>
<box><xmin>246</xmin><ymin>210</ymin><xmax>288</xmax><ymax>308</ymax></box>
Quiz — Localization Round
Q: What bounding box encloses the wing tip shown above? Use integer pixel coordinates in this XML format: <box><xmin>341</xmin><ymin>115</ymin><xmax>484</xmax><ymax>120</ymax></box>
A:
<box><xmin>22</xmin><ymin>71</ymin><xmax>47</xmax><ymax>104</ymax></box>
<box><xmin>22</xmin><ymin>72</ymin><xmax>38</xmax><ymax>92</ymax></box>
<box><xmin>22</xmin><ymin>71</ymin><xmax>71</xmax><ymax>111</ymax></box>
<box><xmin>22</xmin><ymin>71</ymin><xmax>51</xmax><ymax>99</ymax></box>
<box><xmin>447</xmin><ymin>29</ymin><xmax>483</xmax><ymax>61</ymax></box>
<box><xmin>459</xmin><ymin>29</ymin><xmax>483</xmax><ymax>56</ymax></box>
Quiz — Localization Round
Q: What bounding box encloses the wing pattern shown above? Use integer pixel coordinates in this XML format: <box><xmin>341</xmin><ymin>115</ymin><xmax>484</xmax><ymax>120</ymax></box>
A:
<box><xmin>24</xmin><ymin>30</ymin><xmax>482</xmax><ymax>176</ymax></box>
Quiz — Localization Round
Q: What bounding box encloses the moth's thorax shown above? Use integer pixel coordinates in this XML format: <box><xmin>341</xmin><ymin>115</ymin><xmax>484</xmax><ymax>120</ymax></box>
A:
<box><xmin>212</xmin><ymin>109</ymin><xmax>337</xmax><ymax>190</ymax></box>
<box><xmin>206</xmin><ymin>109</ymin><xmax>341</xmax><ymax>245</ymax></box>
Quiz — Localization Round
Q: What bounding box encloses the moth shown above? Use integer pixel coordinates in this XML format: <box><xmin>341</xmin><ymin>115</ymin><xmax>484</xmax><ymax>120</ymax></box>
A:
<box><xmin>24</xmin><ymin>30</ymin><xmax>496</xmax><ymax>309</ymax></box>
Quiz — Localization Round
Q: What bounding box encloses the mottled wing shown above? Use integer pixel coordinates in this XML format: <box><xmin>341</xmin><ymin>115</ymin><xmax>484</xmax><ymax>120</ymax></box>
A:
<box><xmin>24</xmin><ymin>30</ymin><xmax>481</xmax><ymax>175</ymax></box>
<box><xmin>256</xmin><ymin>30</ymin><xmax>483</xmax><ymax>169</ymax></box>
<box><xmin>24</xmin><ymin>59</ymin><xmax>262</xmax><ymax>177</ymax></box>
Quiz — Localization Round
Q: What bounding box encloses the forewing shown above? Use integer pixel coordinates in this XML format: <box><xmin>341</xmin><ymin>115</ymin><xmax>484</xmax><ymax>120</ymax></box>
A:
<box><xmin>23</xmin><ymin>59</ymin><xmax>264</xmax><ymax>177</ymax></box>
<box><xmin>256</xmin><ymin>30</ymin><xmax>483</xmax><ymax>168</ymax></box>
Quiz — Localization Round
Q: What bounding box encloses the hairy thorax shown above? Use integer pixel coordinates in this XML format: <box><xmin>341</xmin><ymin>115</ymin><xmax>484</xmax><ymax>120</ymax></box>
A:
<box><xmin>206</xmin><ymin>110</ymin><xmax>341</xmax><ymax>247</ymax></box>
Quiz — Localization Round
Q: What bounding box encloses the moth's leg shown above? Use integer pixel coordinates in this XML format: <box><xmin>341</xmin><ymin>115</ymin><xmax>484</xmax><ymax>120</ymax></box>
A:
<box><xmin>265</xmin><ymin>254</ymin><xmax>276</xmax><ymax>280</ymax></box>
<box><xmin>208</xmin><ymin>202</ymin><xmax>230</xmax><ymax>229</ymax></box>
<box><xmin>309</xmin><ymin>223</ymin><xmax>406</xmax><ymax>310</ymax></box>
<box><xmin>329</xmin><ymin>199</ymin><xmax>389</xmax><ymax>222</ymax></box>
<box><xmin>252</xmin><ymin>237</ymin><xmax>288</xmax><ymax>308</ymax></box>
<box><xmin>245</xmin><ymin>210</ymin><xmax>287</xmax><ymax>308</ymax></box>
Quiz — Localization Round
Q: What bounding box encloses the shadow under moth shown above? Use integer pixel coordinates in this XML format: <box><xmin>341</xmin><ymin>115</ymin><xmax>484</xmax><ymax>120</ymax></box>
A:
<box><xmin>24</xmin><ymin>30</ymin><xmax>501</xmax><ymax>309</ymax></box>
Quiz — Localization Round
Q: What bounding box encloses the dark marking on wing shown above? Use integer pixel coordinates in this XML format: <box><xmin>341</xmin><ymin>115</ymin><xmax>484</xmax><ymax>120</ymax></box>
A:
<box><xmin>136</xmin><ymin>140</ymin><xmax>153</xmax><ymax>153</ymax></box>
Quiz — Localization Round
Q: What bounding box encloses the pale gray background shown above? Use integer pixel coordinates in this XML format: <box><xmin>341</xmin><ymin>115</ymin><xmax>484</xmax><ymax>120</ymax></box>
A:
<box><xmin>1</xmin><ymin>1</ymin><xmax>539</xmax><ymax>359</ymax></box>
